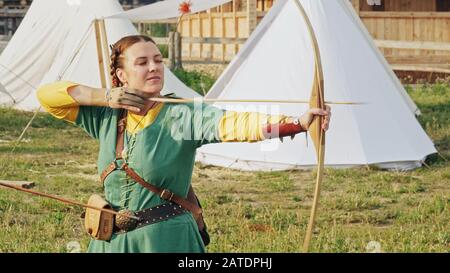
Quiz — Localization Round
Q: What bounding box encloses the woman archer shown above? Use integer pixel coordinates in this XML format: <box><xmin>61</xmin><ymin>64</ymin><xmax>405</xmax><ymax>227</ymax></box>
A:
<box><xmin>37</xmin><ymin>35</ymin><xmax>331</xmax><ymax>253</ymax></box>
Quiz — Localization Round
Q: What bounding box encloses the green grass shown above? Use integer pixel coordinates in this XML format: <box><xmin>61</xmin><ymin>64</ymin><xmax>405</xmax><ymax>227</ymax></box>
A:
<box><xmin>0</xmin><ymin>81</ymin><xmax>448</xmax><ymax>253</ymax></box>
<box><xmin>172</xmin><ymin>69</ymin><xmax>216</xmax><ymax>96</ymax></box>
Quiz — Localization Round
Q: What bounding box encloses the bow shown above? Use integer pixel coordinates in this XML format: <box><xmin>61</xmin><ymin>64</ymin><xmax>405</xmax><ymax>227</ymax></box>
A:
<box><xmin>294</xmin><ymin>1</ymin><xmax>325</xmax><ymax>253</ymax></box>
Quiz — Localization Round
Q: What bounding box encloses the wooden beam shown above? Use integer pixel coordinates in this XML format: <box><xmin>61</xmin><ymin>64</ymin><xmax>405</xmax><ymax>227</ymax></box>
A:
<box><xmin>233</xmin><ymin>0</ymin><xmax>239</xmax><ymax>56</ymax></box>
<box><xmin>247</xmin><ymin>0</ymin><xmax>257</xmax><ymax>35</ymax></box>
<box><xmin>351</xmin><ymin>0</ymin><xmax>360</xmax><ymax>14</ymax></box>
<box><xmin>391</xmin><ymin>65</ymin><xmax>450</xmax><ymax>74</ymax></box>
<box><xmin>384</xmin><ymin>55</ymin><xmax>450</xmax><ymax>64</ymax></box>
<box><xmin>375</xmin><ymin>39</ymin><xmax>450</xmax><ymax>51</ymax></box>
<box><xmin>134</xmin><ymin>12</ymin><xmax>248</xmax><ymax>22</ymax></box>
<box><xmin>182</xmin><ymin>37</ymin><xmax>247</xmax><ymax>44</ymax></box>
<box><xmin>221</xmin><ymin>5</ymin><xmax>225</xmax><ymax>62</ymax></box>
<box><xmin>209</xmin><ymin>11</ymin><xmax>213</xmax><ymax>60</ymax></box>
<box><xmin>131</xmin><ymin>18</ymin><xmax>178</xmax><ymax>24</ymax></box>
<box><xmin>188</xmin><ymin>15</ymin><xmax>192</xmax><ymax>59</ymax></box>
<box><xmin>198</xmin><ymin>12</ymin><xmax>203</xmax><ymax>59</ymax></box>
<box><xmin>360</xmin><ymin>11</ymin><xmax>450</xmax><ymax>19</ymax></box>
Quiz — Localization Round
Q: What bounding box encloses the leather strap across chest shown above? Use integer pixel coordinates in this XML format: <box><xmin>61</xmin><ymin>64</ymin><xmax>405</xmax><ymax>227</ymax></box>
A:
<box><xmin>100</xmin><ymin>110</ymin><xmax>202</xmax><ymax>216</ymax></box>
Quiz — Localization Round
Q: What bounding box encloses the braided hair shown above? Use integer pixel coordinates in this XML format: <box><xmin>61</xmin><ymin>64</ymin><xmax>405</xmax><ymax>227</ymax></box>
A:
<box><xmin>109</xmin><ymin>35</ymin><xmax>156</xmax><ymax>88</ymax></box>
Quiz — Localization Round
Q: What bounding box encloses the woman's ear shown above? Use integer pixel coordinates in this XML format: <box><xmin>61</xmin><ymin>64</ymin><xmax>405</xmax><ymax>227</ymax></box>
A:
<box><xmin>116</xmin><ymin>68</ymin><xmax>127</xmax><ymax>85</ymax></box>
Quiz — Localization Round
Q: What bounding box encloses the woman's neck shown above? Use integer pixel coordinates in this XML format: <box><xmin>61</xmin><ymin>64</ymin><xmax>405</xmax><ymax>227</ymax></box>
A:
<box><xmin>134</xmin><ymin>94</ymin><xmax>162</xmax><ymax>116</ymax></box>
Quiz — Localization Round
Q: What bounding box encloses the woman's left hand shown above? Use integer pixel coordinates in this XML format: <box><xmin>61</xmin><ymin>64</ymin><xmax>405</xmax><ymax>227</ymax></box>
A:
<box><xmin>299</xmin><ymin>105</ymin><xmax>331</xmax><ymax>131</ymax></box>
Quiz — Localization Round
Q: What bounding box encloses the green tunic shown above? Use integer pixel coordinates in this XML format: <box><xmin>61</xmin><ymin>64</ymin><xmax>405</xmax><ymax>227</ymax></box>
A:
<box><xmin>75</xmin><ymin>102</ymin><xmax>224</xmax><ymax>253</ymax></box>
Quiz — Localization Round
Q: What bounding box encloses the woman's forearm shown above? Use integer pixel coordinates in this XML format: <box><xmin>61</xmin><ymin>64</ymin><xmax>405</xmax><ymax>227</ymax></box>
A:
<box><xmin>67</xmin><ymin>85</ymin><xmax>108</xmax><ymax>107</ymax></box>
<box><xmin>217</xmin><ymin>112</ymin><xmax>306</xmax><ymax>143</ymax></box>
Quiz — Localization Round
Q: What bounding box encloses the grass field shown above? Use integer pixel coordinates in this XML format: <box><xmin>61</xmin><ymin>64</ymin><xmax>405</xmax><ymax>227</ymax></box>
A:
<box><xmin>0</xmin><ymin>81</ymin><xmax>448</xmax><ymax>253</ymax></box>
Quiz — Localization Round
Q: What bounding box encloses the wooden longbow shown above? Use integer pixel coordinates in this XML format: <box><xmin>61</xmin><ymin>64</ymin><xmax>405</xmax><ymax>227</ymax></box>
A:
<box><xmin>293</xmin><ymin>0</ymin><xmax>326</xmax><ymax>253</ymax></box>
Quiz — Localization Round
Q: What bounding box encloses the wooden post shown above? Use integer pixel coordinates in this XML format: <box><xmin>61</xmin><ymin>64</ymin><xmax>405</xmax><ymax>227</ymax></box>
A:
<box><xmin>209</xmin><ymin>10</ymin><xmax>213</xmax><ymax>60</ymax></box>
<box><xmin>221</xmin><ymin>5</ymin><xmax>226</xmax><ymax>63</ymax></box>
<box><xmin>174</xmin><ymin>31</ymin><xmax>183</xmax><ymax>70</ymax></box>
<box><xmin>350</xmin><ymin>0</ymin><xmax>360</xmax><ymax>15</ymax></box>
<box><xmin>168</xmin><ymin>31</ymin><xmax>175</xmax><ymax>70</ymax></box>
<box><xmin>188</xmin><ymin>15</ymin><xmax>192</xmax><ymax>59</ymax></box>
<box><xmin>94</xmin><ymin>19</ymin><xmax>107</xmax><ymax>88</ymax></box>
<box><xmin>247</xmin><ymin>0</ymin><xmax>257</xmax><ymax>35</ymax></box>
<box><xmin>233</xmin><ymin>0</ymin><xmax>239</xmax><ymax>56</ymax></box>
<box><xmin>99</xmin><ymin>19</ymin><xmax>111</xmax><ymax>88</ymax></box>
<box><xmin>198</xmin><ymin>12</ymin><xmax>203</xmax><ymax>59</ymax></box>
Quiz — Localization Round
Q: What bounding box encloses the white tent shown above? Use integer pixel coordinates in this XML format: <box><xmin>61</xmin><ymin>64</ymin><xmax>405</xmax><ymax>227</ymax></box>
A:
<box><xmin>108</xmin><ymin>0</ymin><xmax>231</xmax><ymax>21</ymax></box>
<box><xmin>196</xmin><ymin>0</ymin><xmax>436</xmax><ymax>171</ymax></box>
<box><xmin>0</xmin><ymin>0</ymin><xmax>202</xmax><ymax>111</ymax></box>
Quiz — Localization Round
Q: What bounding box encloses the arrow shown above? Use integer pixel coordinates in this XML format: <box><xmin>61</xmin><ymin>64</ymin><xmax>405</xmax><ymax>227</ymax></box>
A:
<box><xmin>0</xmin><ymin>181</ymin><xmax>140</xmax><ymax>221</ymax></box>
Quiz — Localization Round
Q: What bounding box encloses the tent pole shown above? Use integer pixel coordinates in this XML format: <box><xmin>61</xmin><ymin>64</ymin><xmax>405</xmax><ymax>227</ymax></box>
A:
<box><xmin>94</xmin><ymin>19</ymin><xmax>107</xmax><ymax>88</ymax></box>
<box><xmin>99</xmin><ymin>18</ymin><xmax>112</xmax><ymax>88</ymax></box>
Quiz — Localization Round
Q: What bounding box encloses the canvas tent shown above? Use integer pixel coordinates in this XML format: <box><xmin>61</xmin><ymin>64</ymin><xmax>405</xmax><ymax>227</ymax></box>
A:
<box><xmin>108</xmin><ymin>0</ymin><xmax>231</xmax><ymax>21</ymax></box>
<box><xmin>0</xmin><ymin>0</ymin><xmax>225</xmax><ymax>110</ymax></box>
<box><xmin>196</xmin><ymin>0</ymin><xmax>437</xmax><ymax>171</ymax></box>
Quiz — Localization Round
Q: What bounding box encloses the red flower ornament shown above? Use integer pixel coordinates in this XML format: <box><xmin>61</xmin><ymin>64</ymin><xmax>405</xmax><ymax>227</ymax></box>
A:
<box><xmin>178</xmin><ymin>0</ymin><xmax>192</xmax><ymax>15</ymax></box>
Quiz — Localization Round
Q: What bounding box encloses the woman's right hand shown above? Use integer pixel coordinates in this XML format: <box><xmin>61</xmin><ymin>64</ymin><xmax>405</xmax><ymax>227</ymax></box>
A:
<box><xmin>106</xmin><ymin>87</ymin><xmax>151</xmax><ymax>113</ymax></box>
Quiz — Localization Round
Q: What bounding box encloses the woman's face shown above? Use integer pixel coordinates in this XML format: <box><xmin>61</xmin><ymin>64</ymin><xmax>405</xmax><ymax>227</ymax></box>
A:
<box><xmin>117</xmin><ymin>41</ymin><xmax>164</xmax><ymax>95</ymax></box>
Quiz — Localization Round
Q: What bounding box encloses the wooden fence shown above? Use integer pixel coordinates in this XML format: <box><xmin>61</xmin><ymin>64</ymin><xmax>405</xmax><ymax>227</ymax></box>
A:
<box><xmin>361</xmin><ymin>11</ymin><xmax>450</xmax><ymax>73</ymax></box>
<box><xmin>137</xmin><ymin>2</ymin><xmax>450</xmax><ymax>73</ymax></box>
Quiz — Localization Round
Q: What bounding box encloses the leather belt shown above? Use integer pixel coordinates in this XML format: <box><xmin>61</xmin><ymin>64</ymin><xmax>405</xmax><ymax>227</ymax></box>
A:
<box><xmin>114</xmin><ymin>202</ymin><xmax>187</xmax><ymax>234</ymax></box>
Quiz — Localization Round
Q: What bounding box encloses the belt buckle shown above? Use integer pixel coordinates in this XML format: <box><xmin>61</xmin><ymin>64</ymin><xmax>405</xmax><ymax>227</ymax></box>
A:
<box><xmin>115</xmin><ymin>209</ymin><xmax>138</xmax><ymax>231</ymax></box>
<box><xmin>160</xmin><ymin>189</ymin><xmax>174</xmax><ymax>201</ymax></box>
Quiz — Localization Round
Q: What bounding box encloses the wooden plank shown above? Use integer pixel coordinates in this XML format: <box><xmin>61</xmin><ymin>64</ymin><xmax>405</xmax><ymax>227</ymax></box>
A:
<box><xmin>384</xmin><ymin>54</ymin><xmax>450</xmax><ymax>64</ymax></box>
<box><xmin>431</xmin><ymin>0</ymin><xmax>437</xmax><ymax>11</ymax></box>
<box><xmin>351</xmin><ymin>0</ymin><xmax>360</xmax><ymax>14</ymax></box>
<box><xmin>433</xmin><ymin>18</ymin><xmax>447</xmax><ymax>55</ymax></box>
<box><xmin>221</xmin><ymin>7</ymin><xmax>225</xmax><ymax>62</ymax></box>
<box><xmin>0</xmin><ymin>180</ymin><xmax>35</xmax><ymax>189</ymax></box>
<box><xmin>247</xmin><ymin>0</ymin><xmax>257</xmax><ymax>35</ymax></box>
<box><xmin>209</xmin><ymin>11</ymin><xmax>213</xmax><ymax>60</ymax></box>
<box><xmin>183</xmin><ymin>58</ymin><xmax>231</xmax><ymax>65</ymax></box>
<box><xmin>375</xmin><ymin>16</ymin><xmax>384</xmax><ymax>39</ymax></box>
<box><xmin>198</xmin><ymin>13</ymin><xmax>203</xmax><ymax>59</ymax></box>
<box><xmin>400</xmin><ymin>17</ymin><xmax>415</xmax><ymax>56</ymax></box>
<box><xmin>135</xmin><ymin>11</ymin><xmax>248</xmax><ymax>23</ymax></box>
<box><xmin>233</xmin><ymin>0</ymin><xmax>239</xmax><ymax>55</ymax></box>
<box><xmin>419</xmin><ymin>17</ymin><xmax>428</xmax><ymax>57</ymax></box>
<box><xmin>426</xmin><ymin>17</ymin><xmax>435</xmax><ymax>56</ymax></box>
<box><xmin>182</xmin><ymin>37</ymin><xmax>247</xmax><ymax>44</ymax></box>
<box><xmin>188</xmin><ymin>15</ymin><xmax>192</xmax><ymax>59</ymax></box>
<box><xmin>374</xmin><ymin>39</ymin><xmax>450</xmax><ymax>51</ymax></box>
<box><xmin>434</xmin><ymin>18</ymin><xmax>445</xmax><ymax>42</ymax></box>
<box><xmin>360</xmin><ymin>11</ymin><xmax>450</xmax><ymax>18</ymax></box>
<box><xmin>132</xmin><ymin>18</ymin><xmax>178</xmax><ymax>24</ymax></box>
<box><xmin>384</xmin><ymin>16</ymin><xmax>393</xmax><ymax>39</ymax></box>
<box><xmin>390</xmin><ymin>64</ymin><xmax>450</xmax><ymax>74</ymax></box>
<box><xmin>391</xmin><ymin>17</ymin><xmax>399</xmax><ymax>56</ymax></box>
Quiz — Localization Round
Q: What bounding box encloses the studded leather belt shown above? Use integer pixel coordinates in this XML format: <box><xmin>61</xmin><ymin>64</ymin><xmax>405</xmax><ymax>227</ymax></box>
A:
<box><xmin>114</xmin><ymin>202</ymin><xmax>188</xmax><ymax>234</ymax></box>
